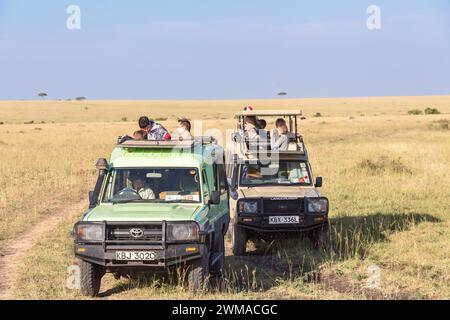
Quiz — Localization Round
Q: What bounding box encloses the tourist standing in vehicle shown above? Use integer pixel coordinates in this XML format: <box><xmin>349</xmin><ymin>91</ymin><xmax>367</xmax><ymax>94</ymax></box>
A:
<box><xmin>243</xmin><ymin>115</ymin><xmax>260</xmax><ymax>140</ymax></box>
<box><xmin>133</xmin><ymin>130</ymin><xmax>146</xmax><ymax>141</ymax></box>
<box><xmin>172</xmin><ymin>117</ymin><xmax>193</xmax><ymax>141</ymax></box>
<box><xmin>271</xmin><ymin>118</ymin><xmax>289</xmax><ymax>151</ymax></box>
<box><xmin>257</xmin><ymin>119</ymin><xmax>268</xmax><ymax>139</ymax></box>
<box><xmin>138</xmin><ymin>116</ymin><xmax>171</xmax><ymax>141</ymax></box>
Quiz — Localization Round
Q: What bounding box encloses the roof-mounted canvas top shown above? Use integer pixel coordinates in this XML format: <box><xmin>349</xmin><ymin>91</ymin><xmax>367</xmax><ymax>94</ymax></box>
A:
<box><xmin>235</xmin><ymin>110</ymin><xmax>302</xmax><ymax>118</ymax></box>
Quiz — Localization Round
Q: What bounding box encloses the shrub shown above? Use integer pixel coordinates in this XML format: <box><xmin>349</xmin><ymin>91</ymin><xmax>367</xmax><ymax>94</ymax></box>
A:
<box><xmin>121</xmin><ymin>117</ymin><xmax>128</xmax><ymax>122</ymax></box>
<box><xmin>155</xmin><ymin>117</ymin><xmax>168</xmax><ymax>121</ymax></box>
<box><xmin>358</xmin><ymin>156</ymin><xmax>412</xmax><ymax>175</ymax></box>
<box><xmin>313</xmin><ymin>112</ymin><xmax>322</xmax><ymax>118</ymax></box>
<box><xmin>408</xmin><ymin>109</ymin><xmax>423</xmax><ymax>115</ymax></box>
<box><xmin>429</xmin><ymin>119</ymin><xmax>449</xmax><ymax>131</ymax></box>
<box><xmin>424</xmin><ymin>108</ymin><xmax>440</xmax><ymax>115</ymax></box>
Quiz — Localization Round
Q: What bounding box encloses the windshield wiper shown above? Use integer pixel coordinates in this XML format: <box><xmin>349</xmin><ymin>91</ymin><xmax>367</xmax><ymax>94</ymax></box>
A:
<box><xmin>109</xmin><ymin>199</ymin><xmax>139</xmax><ymax>204</ymax></box>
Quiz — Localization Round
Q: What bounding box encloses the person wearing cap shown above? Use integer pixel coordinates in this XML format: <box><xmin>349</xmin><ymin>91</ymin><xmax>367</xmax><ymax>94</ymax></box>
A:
<box><xmin>129</xmin><ymin>172</ymin><xmax>155</xmax><ymax>200</ymax></box>
<box><xmin>242</xmin><ymin>106</ymin><xmax>260</xmax><ymax>140</ymax></box>
<box><xmin>172</xmin><ymin>117</ymin><xmax>193</xmax><ymax>141</ymax></box>
<box><xmin>138</xmin><ymin>116</ymin><xmax>171</xmax><ymax>141</ymax></box>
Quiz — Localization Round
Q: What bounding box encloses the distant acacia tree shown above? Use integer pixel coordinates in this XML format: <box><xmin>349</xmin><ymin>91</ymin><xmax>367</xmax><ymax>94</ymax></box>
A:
<box><xmin>38</xmin><ymin>92</ymin><xmax>48</xmax><ymax>100</ymax></box>
<box><xmin>75</xmin><ymin>96</ymin><xmax>86</xmax><ymax>101</ymax></box>
<box><xmin>278</xmin><ymin>92</ymin><xmax>287</xmax><ymax>96</ymax></box>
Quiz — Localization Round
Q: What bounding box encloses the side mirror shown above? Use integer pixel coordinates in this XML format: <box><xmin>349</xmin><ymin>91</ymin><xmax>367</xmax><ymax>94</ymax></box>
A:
<box><xmin>231</xmin><ymin>167</ymin><xmax>238</xmax><ymax>189</ymax></box>
<box><xmin>315</xmin><ymin>177</ymin><xmax>323</xmax><ymax>188</ymax></box>
<box><xmin>88</xmin><ymin>190</ymin><xmax>95</xmax><ymax>208</ymax></box>
<box><xmin>229</xmin><ymin>188</ymin><xmax>238</xmax><ymax>201</ymax></box>
<box><xmin>96</xmin><ymin>158</ymin><xmax>108</xmax><ymax>172</ymax></box>
<box><xmin>209</xmin><ymin>191</ymin><xmax>220</xmax><ymax>205</ymax></box>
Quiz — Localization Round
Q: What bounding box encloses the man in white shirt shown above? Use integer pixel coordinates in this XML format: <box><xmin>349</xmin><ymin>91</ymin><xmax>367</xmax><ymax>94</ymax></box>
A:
<box><xmin>172</xmin><ymin>118</ymin><xmax>193</xmax><ymax>141</ymax></box>
<box><xmin>130</xmin><ymin>173</ymin><xmax>155</xmax><ymax>200</ymax></box>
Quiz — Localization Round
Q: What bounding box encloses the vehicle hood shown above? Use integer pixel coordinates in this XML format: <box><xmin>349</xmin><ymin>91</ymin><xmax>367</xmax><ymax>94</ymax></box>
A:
<box><xmin>84</xmin><ymin>203</ymin><xmax>203</xmax><ymax>222</ymax></box>
<box><xmin>239</xmin><ymin>186</ymin><xmax>320</xmax><ymax>198</ymax></box>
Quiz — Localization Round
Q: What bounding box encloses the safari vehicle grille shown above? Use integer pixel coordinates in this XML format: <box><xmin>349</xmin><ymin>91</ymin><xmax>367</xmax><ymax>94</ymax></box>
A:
<box><xmin>262</xmin><ymin>198</ymin><xmax>304</xmax><ymax>214</ymax></box>
<box><xmin>106</xmin><ymin>223</ymin><xmax>163</xmax><ymax>242</ymax></box>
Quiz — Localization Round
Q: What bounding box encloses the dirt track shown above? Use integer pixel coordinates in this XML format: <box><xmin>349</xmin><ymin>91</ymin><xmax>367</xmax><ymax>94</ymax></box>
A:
<box><xmin>0</xmin><ymin>201</ymin><xmax>86</xmax><ymax>300</ymax></box>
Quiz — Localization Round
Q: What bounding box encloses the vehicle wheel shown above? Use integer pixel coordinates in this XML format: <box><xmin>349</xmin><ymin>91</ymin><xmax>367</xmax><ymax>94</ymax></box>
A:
<box><xmin>231</xmin><ymin>223</ymin><xmax>247</xmax><ymax>256</ymax></box>
<box><xmin>210</xmin><ymin>233</ymin><xmax>225</xmax><ymax>276</ymax></box>
<box><xmin>79</xmin><ymin>259</ymin><xmax>104</xmax><ymax>297</ymax></box>
<box><xmin>308</xmin><ymin>223</ymin><xmax>330</xmax><ymax>249</ymax></box>
<box><xmin>187</xmin><ymin>250</ymin><xmax>210</xmax><ymax>292</ymax></box>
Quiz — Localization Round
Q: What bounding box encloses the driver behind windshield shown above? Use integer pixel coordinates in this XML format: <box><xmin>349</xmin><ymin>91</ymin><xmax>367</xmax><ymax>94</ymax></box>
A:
<box><xmin>129</xmin><ymin>173</ymin><xmax>155</xmax><ymax>200</ymax></box>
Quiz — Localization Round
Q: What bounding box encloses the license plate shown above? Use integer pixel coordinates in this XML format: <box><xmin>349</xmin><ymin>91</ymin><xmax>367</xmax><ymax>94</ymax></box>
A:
<box><xmin>269</xmin><ymin>216</ymin><xmax>299</xmax><ymax>224</ymax></box>
<box><xmin>115</xmin><ymin>251</ymin><xmax>156</xmax><ymax>261</ymax></box>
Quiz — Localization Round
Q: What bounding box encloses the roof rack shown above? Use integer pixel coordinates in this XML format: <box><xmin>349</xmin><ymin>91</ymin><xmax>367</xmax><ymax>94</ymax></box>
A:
<box><xmin>117</xmin><ymin>136</ymin><xmax>216</xmax><ymax>148</ymax></box>
<box><xmin>235</xmin><ymin>110</ymin><xmax>303</xmax><ymax>118</ymax></box>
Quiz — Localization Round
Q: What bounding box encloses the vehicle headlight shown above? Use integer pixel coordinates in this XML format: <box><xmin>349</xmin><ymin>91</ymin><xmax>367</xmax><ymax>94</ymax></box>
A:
<box><xmin>307</xmin><ymin>198</ymin><xmax>328</xmax><ymax>213</ymax></box>
<box><xmin>75</xmin><ymin>223</ymin><xmax>103</xmax><ymax>241</ymax></box>
<box><xmin>167</xmin><ymin>222</ymin><xmax>199</xmax><ymax>241</ymax></box>
<box><xmin>239</xmin><ymin>200</ymin><xmax>258</xmax><ymax>214</ymax></box>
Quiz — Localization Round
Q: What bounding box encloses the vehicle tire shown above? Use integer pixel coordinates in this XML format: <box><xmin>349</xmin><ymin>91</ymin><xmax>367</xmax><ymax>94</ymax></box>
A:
<box><xmin>308</xmin><ymin>223</ymin><xmax>330</xmax><ymax>250</ymax></box>
<box><xmin>231</xmin><ymin>223</ymin><xmax>247</xmax><ymax>256</ymax></box>
<box><xmin>79</xmin><ymin>259</ymin><xmax>104</xmax><ymax>297</ymax></box>
<box><xmin>187</xmin><ymin>250</ymin><xmax>210</xmax><ymax>292</ymax></box>
<box><xmin>210</xmin><ymin>233</ymin><xmax>225</xmax><ymax>276</ymax></box>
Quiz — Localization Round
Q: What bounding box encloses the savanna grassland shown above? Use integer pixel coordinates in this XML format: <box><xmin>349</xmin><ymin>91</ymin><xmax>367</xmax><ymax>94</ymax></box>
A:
<box><xmin>0</xmin><ymin>96</ymin><xmax>449</xmax><ymax>299</ymax></box>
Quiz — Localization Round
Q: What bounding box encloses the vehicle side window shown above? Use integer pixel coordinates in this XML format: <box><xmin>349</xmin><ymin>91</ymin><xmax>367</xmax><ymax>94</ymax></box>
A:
<box><xmin>218</xmin><ymin>164</ymin><xmax>227</xmax><ymax>194</ymax></box>
<box><xmin>202</xmin><ymin>169</ymin><xmax>210</xmax><ymax>198</ymax></box>
<box><xmin>212</xmin><ymin>163</ymin><xmax>227</xmax><ymax>194</ymax></box>
<box><xmin>213</xmin><ymin>163</ymin><xmax>219</xmax><ymax>192</ymax></box>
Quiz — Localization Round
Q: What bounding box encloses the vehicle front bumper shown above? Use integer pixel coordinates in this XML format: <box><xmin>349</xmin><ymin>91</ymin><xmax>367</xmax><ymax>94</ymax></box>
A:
<box><xmin>237</xmin><ymin>213</ymin><xmax>328</xmax><ymax>233</ymax></box>
<box><xmin>73</xmin><ymin>221</ymin><xmax>206</xmax><ymax>268</ymax></box>
<box><xmin>74</xmin><ymin>242</ymin><xmax>206</xmax><ymax>268</ymax></box>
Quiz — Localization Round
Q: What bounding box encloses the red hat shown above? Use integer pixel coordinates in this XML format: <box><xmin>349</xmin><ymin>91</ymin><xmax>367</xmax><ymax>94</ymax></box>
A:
<box><xmin>244</xmin><ymin>106</ymin><xmax>254</xmax><ymax>111</ymax></box>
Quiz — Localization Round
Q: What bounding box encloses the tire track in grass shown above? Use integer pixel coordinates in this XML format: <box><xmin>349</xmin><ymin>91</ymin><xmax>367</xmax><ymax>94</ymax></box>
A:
<box><xmin>0</xmin><ymin>200</ymin><xmax>86</xmax><ymax>299</ymax></box>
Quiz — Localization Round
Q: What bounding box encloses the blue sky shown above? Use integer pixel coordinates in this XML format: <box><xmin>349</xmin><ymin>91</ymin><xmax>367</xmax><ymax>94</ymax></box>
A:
<box><xmin>0</xmin><ymin>0</ymin><xmax>449</xmax><ymax>100</ymax></box>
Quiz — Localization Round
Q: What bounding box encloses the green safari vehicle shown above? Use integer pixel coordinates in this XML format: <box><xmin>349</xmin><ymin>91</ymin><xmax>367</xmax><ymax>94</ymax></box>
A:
<box><xmin>72</xmin><ymin>137</ymin><xmax>230</xmax><ymax>296</ymax></box>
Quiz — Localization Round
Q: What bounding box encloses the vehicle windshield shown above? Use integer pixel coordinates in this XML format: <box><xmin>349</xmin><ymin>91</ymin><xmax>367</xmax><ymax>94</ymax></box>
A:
<box><xmin>103</xmin><ymin>168</ymin><xmax>201</xmax><ymax>203</ymax></box>
<box><xmin>240</xmin><ymin>160</ymin><xmax>312</xmax><ymax>186</ymax></box>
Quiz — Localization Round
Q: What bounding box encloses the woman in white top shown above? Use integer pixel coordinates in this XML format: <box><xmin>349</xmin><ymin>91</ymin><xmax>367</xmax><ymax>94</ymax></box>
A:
<box><xmin>172</xmin><ymin>118</ymin><xmax>193</xmax><ymax>141</ymax></box>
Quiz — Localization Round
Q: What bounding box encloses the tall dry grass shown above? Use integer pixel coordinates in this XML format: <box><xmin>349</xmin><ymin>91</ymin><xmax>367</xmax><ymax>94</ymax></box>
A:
<box><xmin>0</xmin><ymin>97</ymin><xmax>448</xmax><ymax>299</ymax></box>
